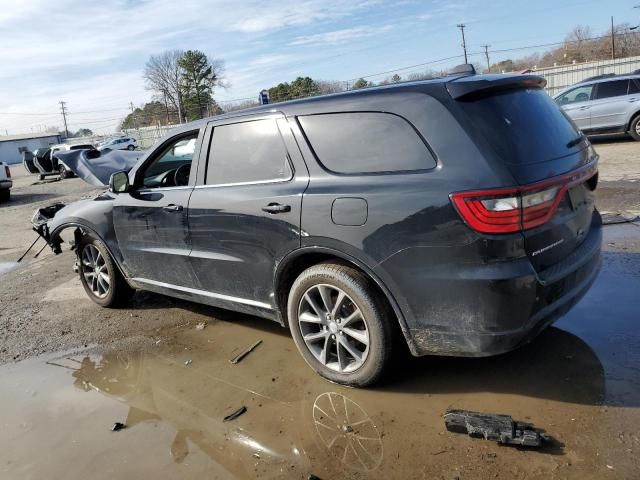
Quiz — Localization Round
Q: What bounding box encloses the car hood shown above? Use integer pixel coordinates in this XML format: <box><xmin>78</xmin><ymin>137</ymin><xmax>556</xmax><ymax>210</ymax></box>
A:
<box><xmin>55</xmin><ymin>149</ymin><xmax>141</xmax><ymax>186</ymax></box>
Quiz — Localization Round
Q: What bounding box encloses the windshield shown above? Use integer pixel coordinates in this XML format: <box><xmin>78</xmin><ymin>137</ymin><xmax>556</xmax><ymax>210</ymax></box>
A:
<box><xmin>455</xmin><ymin>88</ymin><xmax>584</xmax><ymax>165</ymax></box>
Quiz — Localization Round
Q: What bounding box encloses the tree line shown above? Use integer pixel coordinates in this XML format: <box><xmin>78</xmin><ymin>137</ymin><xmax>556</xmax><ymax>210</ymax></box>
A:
<box><xmin>488</xmin><ymin>23</ymin><xmax>640</xmax><ymax>72</ymax></box>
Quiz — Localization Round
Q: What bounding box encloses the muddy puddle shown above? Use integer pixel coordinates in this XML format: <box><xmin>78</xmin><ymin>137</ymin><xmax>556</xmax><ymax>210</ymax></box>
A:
<box><xmin>1</xmin><ymin>252</ymin><xmax>639</xmax><ymax>478</ymax></box>
<box><xmin>0</xmin><ymin>261</ymin><xmax>18</xmax><ymax>276</ymax></box>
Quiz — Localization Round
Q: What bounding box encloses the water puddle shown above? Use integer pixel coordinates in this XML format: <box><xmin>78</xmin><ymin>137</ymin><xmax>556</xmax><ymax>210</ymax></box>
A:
<box><xmin>0</xmin><ymin>261</ymin><xmax>18</xmax><ymax>276</ymax></box>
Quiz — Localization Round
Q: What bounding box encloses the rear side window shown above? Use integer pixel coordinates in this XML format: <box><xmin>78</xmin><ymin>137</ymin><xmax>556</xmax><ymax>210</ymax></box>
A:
<box><xmin>595</xmin><ymin>80</ymin><xmax>629</xmax><ymax>99</ymax></box>
<box><xmin>629</xmin><ymin>79</ymin><xmax>640</xmax><ymax>94</ymax></box>
<box><xmin>206</xmin><ymin>119</ymin><xmax>292</xmax><ymax>185</ymax></box>
<box><xmin>298</xmin><ymin>112</ymin><xmax>436</xmax><ymax>174</ymax></box>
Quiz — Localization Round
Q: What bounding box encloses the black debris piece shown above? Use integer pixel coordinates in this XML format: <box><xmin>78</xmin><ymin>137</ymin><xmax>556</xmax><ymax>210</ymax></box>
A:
<box><xmin>229</xmin><ymin>340</ymin><xmax>262</xmax><ymax>364</ymax></box>
<box><xmin>111</xmin><ymin>422</ymin><xmax>126</xmax><ymax>432</ymax></box>
<box><xmin>308</xmin><ymin>475</ymin><xmax>322</xmax><ymax>480</ymax></box>
<box><xmin>443</xmin><ymin>409</ymin><xmax>548</xmax><ymax>448</ymax></box>
<box><xmin>223</xmin><ymin>406</ymin><xmax>247</xmax><ymax>422</ymax></box>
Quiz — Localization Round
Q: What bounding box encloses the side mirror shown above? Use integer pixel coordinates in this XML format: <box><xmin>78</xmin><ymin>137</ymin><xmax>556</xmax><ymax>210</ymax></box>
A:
<box><xmin>109</xmin><ymin>171</ymin><xmax>130</xmax><ymax>193</ymax></box>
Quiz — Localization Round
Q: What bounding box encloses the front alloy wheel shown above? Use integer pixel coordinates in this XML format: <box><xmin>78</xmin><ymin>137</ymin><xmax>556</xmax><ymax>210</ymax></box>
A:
<box><xmin>77</xmin><ymin>235</ymin><xmax>133</xmax><ymax>308</ymax></box>
<box><xmin>81</xmin><ymin>244</ymin><xmax>111</xmax><ymax>298</ymax></box>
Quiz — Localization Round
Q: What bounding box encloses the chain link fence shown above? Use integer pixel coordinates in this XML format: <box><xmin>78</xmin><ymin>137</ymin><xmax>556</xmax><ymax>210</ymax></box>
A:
<box><xmin>123</xmin><ymin>124</ymin><xmax>179</xmax><ymax>149</ymax></box>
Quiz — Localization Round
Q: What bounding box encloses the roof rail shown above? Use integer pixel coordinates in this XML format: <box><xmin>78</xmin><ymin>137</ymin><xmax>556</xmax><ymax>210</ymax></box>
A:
<box><xmin>447</xmin><ymin>64</ymin><xmax>476</xmax><ymax>76</ymax></box>
<box><xmin>579</xmin><ymin>73</ymin><xmax>616</xmax><ymax>83</ymax></box>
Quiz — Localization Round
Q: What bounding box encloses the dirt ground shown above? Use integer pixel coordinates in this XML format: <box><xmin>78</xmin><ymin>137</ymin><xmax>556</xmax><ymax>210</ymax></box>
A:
<box><xmin>0</xmin><ymin>139</ymin><xmax>639</xmax><ymax>479</ymax></box>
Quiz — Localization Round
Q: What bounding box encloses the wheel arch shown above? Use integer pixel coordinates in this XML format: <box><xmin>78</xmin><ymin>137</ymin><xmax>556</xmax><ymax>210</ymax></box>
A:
<box><xmin>49</xmin><ymin>221</ymin><xmax>129</xmax><ymax>279</ymax></box>
<box><xmin>274</xmin><ymin>247</ymin><xmax>418</xmax><ymax>355</ymax></box>
<box><xmin>627</xmin><ymin>109</ymin><xmax>640</xmax><ymax>131</ymax></box>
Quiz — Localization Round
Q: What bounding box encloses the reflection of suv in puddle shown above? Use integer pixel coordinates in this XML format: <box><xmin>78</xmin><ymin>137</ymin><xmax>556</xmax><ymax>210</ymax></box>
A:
<box><xmin>33</xmin><ymin>66</ymin><xmax>602</xmax><ymax>386</ymax></box>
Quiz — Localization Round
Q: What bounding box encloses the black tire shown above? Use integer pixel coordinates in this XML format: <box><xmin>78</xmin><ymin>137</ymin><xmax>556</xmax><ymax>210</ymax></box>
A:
<box><xmin>39</xmin><ymin>174</ymin><xmax>45</xmax><ymax>181</ymax></box>
<box><xmin>629</xmin><ymin>115</ymin><xmax>640</xmax><ymax>141</ymax></box>
<box><xmin>59</xmin><ymin>165</ymin><xmax>68</xmax><ymax>179</ymax></box>
<box><xmin>0</xmin><ymin>189</ymin><xmax>9</xmax><ymax>202</ymax></box>
<box><xmin>77</xmin><ymin>235</ymin><xmax>133</xmax><ymax>308</ymax></box>
<box><xmin>127</xmin><ymin>144</ymin><xmax>135</xmax><ymax>150</ymax></box>
<box><xmin>287</xmin><ymin>262</ymin><xmax>394</xmax><ymax>387</ymax></box>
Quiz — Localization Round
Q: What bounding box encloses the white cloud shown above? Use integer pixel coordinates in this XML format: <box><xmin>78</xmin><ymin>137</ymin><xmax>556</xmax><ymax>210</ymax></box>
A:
<box><xmin>291</xmin><ymin>25</ymin><xmax>393</xmax><ymax>46</ymax></box>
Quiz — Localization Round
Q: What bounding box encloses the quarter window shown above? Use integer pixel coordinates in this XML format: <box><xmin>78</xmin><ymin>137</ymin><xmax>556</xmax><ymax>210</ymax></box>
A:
<box><xmin>298</xmin><ymin>112</ymin><xmax>436</xmax><ymax>174</ymax></box>
<box><xmin>594</xmin><ymin>80</ymin><xmax>629</xmax><ymax>99</ymax></box>
<box><xmin>206</xmin><ymin>119</ymin><xmax>292</xmax><ymax>185</ymax></box>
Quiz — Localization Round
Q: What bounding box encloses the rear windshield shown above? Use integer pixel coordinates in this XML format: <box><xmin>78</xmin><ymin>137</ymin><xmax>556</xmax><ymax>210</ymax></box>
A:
<box><xmin>455</xmin><ymin>88</ymin><xmax>583</xmax><ymax>165</ymax></box>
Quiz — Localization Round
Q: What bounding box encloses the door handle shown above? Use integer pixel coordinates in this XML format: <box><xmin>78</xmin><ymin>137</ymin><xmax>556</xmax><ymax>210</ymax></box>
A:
<box><xmin>162</xmin><ymin>204</ymin><xmax>183</xmax><ymax>212</ymax></box>
<box><xmin>262</xmin><ymin>203</ymin><xmax>291</xmax><ymax>214</ymax></box>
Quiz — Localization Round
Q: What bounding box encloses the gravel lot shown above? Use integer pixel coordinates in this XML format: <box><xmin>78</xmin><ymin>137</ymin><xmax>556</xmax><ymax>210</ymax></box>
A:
<box><xmin>0</xmin><ymin>139</ymin><xmax>639</xmax><ymax>479</ymax></box>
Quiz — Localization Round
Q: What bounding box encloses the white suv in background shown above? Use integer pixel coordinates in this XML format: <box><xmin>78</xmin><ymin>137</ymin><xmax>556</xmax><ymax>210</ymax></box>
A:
<box><xmin>98</xmin><ymin>137</ymin><xmax>137</xmax><ymax>151</ymax></box>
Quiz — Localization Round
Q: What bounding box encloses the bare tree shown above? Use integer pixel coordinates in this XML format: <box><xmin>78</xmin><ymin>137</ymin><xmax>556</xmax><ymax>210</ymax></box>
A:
<box><xmin>143</xmin><ymin>50</ymin><xmax>185</xmax><ymax>123</ymax></box>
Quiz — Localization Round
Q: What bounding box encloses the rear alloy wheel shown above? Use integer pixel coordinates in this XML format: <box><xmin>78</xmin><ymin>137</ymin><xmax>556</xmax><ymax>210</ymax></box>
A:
<box><xmin>127</xmin><ymin>144</ymin><xmax>135</xmax><ymax>150</ymax></box>
<box><xmin>288</xmin><ymin>262</ymin><xmax>394</xmax><ymax>387</ymax></box>
<box><xmin>78</xmin><ymin>236</ymin><xmax>132</xmax><ymax>307</ymax></box>
<box><xmin>630</xmin><ymin>115</ymin><xmax>640</xmax><ymax>141</ymax></box>
<box><xmin>59</xmin><ymin>165</ymin><xmax>68</xmax><ymax>179</ymax></box>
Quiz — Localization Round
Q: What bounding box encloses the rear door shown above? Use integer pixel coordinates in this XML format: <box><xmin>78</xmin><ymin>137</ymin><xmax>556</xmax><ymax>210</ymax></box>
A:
<box><xmin>556</xmin><ymin>84</ymin><xmax>594</xmax><ymax>130</ymax></box>
<box><xmin>187</xmin><ymin>114</ymin><xmax>308</xmax><ymax>308</ymax></box>
<box><xmin>589</xmin><ymin>79</ymin><xmax>636</xmax><ymax>130</ymax></box>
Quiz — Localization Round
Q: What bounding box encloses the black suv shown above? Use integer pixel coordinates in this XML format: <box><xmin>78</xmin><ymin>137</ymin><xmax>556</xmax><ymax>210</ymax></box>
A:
<box><xmin>34</xmin><ymin>70</ymin><xmax>601</xmax><ymax>386</ymax></box>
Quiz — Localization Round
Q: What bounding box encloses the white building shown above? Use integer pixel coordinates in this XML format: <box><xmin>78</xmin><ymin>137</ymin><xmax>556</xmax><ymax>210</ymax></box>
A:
<box><xmin>0</xmin><ymin>132</ymin><xmax>63</xmax><ymax>165</ymax></box>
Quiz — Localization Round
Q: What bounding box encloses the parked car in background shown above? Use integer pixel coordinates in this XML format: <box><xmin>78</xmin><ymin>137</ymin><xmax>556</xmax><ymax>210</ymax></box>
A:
<box><xmin>554</xmin><ymin>73</ymin><xmax>640</xmax><ymax>140</ymax></box>
<box><xmin>32</xmin><ymin>69</ymin><xmax>601</xmax><ymax>386</ymax></box>
<box><xmin>50</xmin><ymin>143</ymin><xmax>95</xmax><ymax>179</ymax></box>
<box><xmin>24</xmin><ymin>144</ymin><xmax>95</xmax><ymax>180</ymax></box>
<box><xmin>0</xmin><ymin>162</ymin><xmax>12</xmax><ymax>202</ymax></box>
<box><xmin>98</xmin><ymin>137</ymin><xmax>137</xmax><ymax>151</ymax></box>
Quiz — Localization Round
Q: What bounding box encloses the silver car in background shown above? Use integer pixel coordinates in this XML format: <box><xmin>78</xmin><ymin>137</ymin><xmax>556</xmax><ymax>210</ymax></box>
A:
<box><xmin>554</xmin><ymin>73</ymin><xmax>640</xmax><ymax>140</ymax></box>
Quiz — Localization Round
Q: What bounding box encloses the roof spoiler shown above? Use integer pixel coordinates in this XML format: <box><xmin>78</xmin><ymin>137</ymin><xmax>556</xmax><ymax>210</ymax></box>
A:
<box><xmin>446</xmin><ymin>75</ymin><xmax>547</xmax><ymax>100</ymax></box>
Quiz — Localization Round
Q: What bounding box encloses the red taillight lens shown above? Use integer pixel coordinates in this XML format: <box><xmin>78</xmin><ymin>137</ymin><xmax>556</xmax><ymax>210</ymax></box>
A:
<box><xmin>451</xmin><ymin>165</ymin><xmax>597</xmax><ymax>234</ymax></box>
<box><xmin>4</xmin><ymin>166</ymin><xmax>10</xmax><ymax>178</ymax></box>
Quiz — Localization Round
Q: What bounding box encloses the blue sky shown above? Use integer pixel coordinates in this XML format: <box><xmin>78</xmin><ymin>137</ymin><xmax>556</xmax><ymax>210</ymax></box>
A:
<box><xmin>0</xmin><ymin>0</ymin><xmax>636</xmax><ymax>134</ymax></box>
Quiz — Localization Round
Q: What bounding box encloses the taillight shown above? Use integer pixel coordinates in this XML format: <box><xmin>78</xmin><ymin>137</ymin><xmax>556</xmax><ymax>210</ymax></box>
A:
<box><xmin>451</xmin><ymin>164</ymin><xmax>597</xmax><ymax>234</ymax></box>
<box><xmin>4</xmin><ymin>166</ymin><xmax>10</xmax><ymax>178</ymax></box>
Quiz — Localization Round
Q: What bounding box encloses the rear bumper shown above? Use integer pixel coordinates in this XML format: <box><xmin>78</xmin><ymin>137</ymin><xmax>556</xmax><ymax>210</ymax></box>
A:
<box><xmin>389</xmin><ymin>215</ymin><xmax>602</xmax><ymax>357</ymax></box>
<box><xmin>0</xmin><ymin>180</ymin><xmax>12</xmax><ymax>190</ymax></box>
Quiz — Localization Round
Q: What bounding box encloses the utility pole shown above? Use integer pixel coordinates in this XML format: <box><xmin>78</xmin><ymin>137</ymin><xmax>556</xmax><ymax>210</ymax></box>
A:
<box><xmin>59</xmin><ymin>101</ymin><xmax>69</xmax><ymax>138</ymax></box>
<box><xmin>457</xmin><ymin>24</ymin><xmax>468</xmax><ymax>64</ymax></box>
<box><xmin>611</xmin><ymin>16</ymin><xmax>616</xmax><ymax>60</ymax></box>
<box><xmin>129</xmin><ymin>102</ymin><xmax>139</xmax><ymax>131</ymax></box>
<box><xmin>481</xmin><ymin>45</ymin><xmax>491</xmax><ymax>72</ymax></box>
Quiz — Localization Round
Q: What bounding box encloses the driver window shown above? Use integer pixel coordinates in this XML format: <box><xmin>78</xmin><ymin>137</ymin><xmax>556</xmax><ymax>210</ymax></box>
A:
<box><xmin>143</xmin><ymin>132</ymin><xmax>198</xmax><ymax>188</ymax></box>
<box><xmin>557</xmin><ymin>85</ymin><xmax>593</xmax><ymax>105</ymax></box>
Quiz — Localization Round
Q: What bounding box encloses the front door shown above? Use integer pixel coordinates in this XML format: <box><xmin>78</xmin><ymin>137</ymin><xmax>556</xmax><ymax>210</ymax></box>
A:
<box><xmin>113</xmin><ymin>130</ymin><xmax>201</xmax><ymax>287</ymax></box>
<box><xmin>187</xmin><ymin>115</ymin><xmax>308</xmax><ymax>309</ymax></box>
<box><xmin>557</xmin><ymin>84</ymin><xmax>594</xmax><ymax>130</ymax></box>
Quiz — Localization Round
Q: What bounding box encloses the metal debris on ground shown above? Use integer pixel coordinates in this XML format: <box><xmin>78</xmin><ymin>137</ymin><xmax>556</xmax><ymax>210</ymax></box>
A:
<box><xmin>443</xmin><ymin>409</ymin><xmax>548</xmax><ymax>448</ymax></box>
<box><xmin>195</xmin><ymin>322</ymin><xmax>206</xmax><ymax>330</ymax></box>
<box><xmin>184</xmin><ymin>359</ymin><xmax>192</xmax><ymax>366</ymax></box>
<box><xmin>229</xmin><ymin>340</ymin><xmax>263</xmax><ymax>364</ymax></box>
<box><xmin>111</xmin><ymin>422</ymin><xmax>125</xmax><ymax>432</ymax></box>
<box><xmin>223</xmin><ymin>406</ymin><xmax>247</xmax><ymax>422</ymax></box>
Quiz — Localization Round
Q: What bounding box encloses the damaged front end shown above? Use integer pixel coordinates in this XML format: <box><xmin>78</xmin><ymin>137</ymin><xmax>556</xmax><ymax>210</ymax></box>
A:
<box><xmin>31</xmin><ymin>203</ymin><xmax>68</xmax><ymax>253</ymax></box>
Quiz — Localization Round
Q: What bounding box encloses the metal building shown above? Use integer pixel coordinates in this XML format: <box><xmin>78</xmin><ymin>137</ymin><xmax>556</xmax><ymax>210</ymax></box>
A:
<box><xmin>0</xmin><ymin>132</ymin><xmax>63</xmax><ymax>165</ymax></box>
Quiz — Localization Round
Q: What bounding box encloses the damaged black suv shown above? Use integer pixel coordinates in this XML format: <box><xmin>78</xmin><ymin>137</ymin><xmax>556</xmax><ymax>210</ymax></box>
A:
<box><xmin>33</xmin><ymin>69</ymin><xmax>602</xmax><ymax>386</ymax></box>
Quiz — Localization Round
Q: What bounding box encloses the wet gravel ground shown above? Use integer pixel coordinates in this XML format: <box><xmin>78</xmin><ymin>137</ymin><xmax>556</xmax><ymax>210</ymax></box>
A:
<box><xmin>0</xmin><ymin>139</ymin><xmax>639</xmax><ymax>479</ymax></box>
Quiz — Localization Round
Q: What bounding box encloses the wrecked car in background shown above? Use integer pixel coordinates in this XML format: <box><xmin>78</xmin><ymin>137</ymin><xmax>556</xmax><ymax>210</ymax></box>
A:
<box><xmin>31</xmin><ymin>69</ymin><xmax>602</xmax><ymax>387</ymax></box>
<box><xmin>23</xmin><ymin>144</ymin><xmax>96</xmax><ymax>180</ymax></box>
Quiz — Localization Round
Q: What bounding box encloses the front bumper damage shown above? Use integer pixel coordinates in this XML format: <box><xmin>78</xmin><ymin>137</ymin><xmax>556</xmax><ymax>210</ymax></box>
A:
<box><xmin>31</xmin><ymin>203</ymin><xmax>67</xmax><ymax>253</ymax></box>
